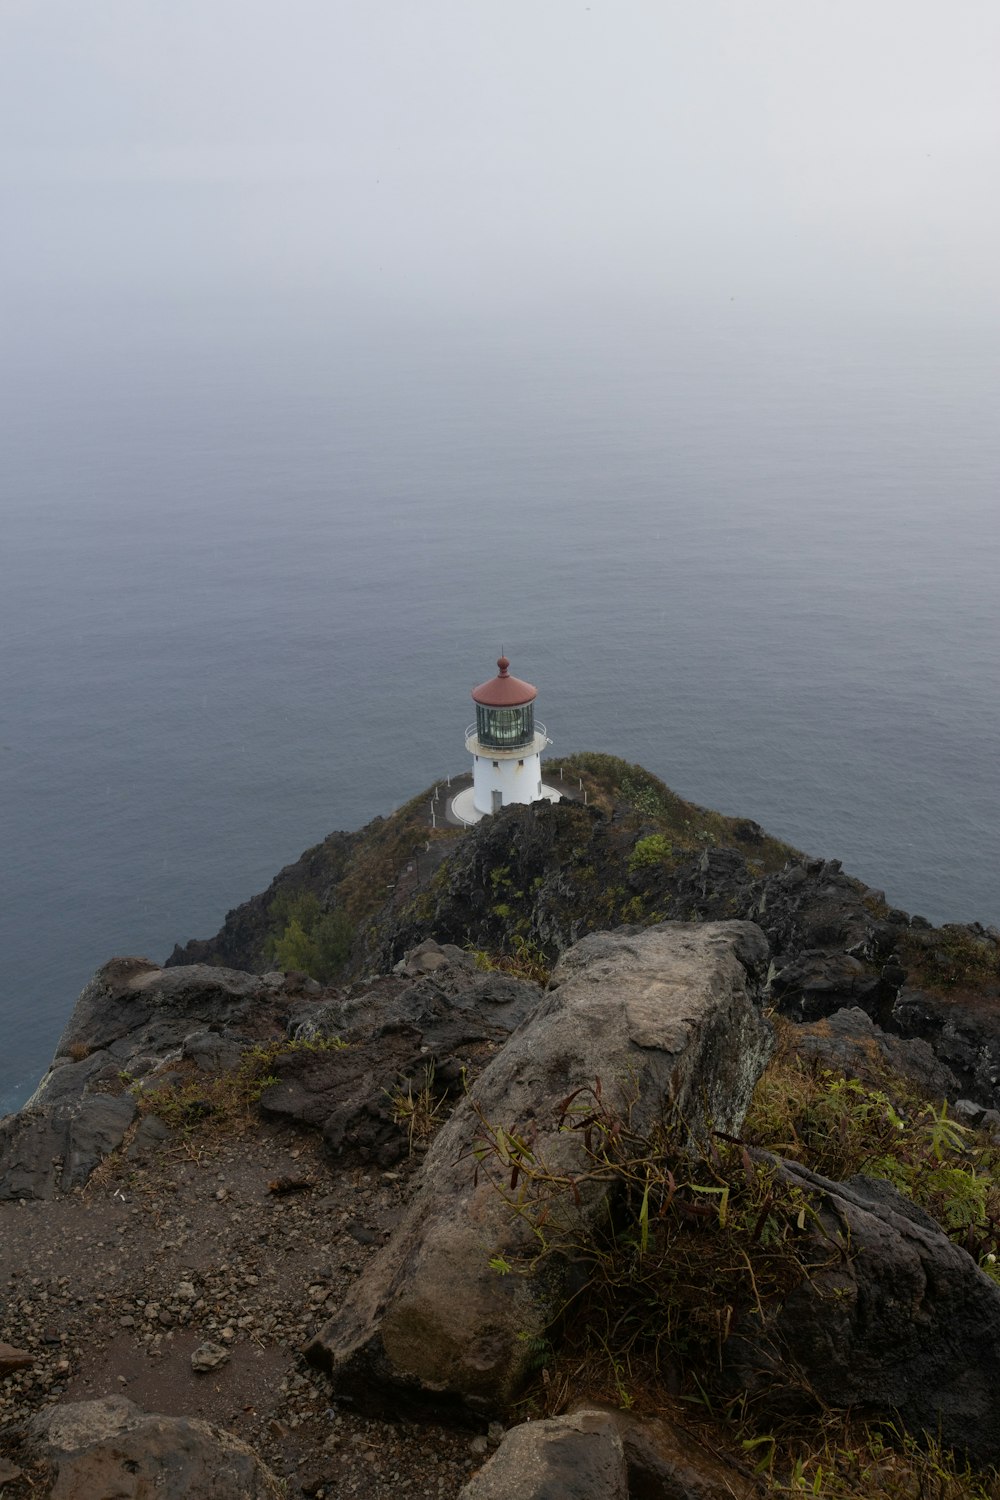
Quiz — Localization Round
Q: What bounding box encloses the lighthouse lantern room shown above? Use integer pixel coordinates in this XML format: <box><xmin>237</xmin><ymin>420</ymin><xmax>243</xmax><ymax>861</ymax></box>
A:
<box><xmin>466</xmin><ymin>656</ymin><xmax>550</xmax><ymax>816</ymax></box>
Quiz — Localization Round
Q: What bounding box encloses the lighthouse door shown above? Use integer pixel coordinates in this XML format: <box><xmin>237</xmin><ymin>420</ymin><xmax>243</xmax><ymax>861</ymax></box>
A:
<box><xmin>491</xmin><ymin>789</ymin><xmax>503</xmax><ymax>814</ymax></box>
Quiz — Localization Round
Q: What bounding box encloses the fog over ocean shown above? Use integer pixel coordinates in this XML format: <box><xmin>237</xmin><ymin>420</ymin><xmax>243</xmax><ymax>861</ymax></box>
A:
<box><xmin>2</xmin><ymin>297</ymin><xmax>998</xmax><ymax>1112</ymax></box>
<box><xmin>2</xmin><ymin>2</ymin><xmax>999</xmax><ymax>1111</ymax></box>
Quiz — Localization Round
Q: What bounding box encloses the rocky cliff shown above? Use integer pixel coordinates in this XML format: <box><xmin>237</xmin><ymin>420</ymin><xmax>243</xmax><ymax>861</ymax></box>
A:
<box><xmin>170</xmin><ymin>754</ymin><xmax>1000</xmax><ymax>1115</ymax></box>
<box><xmin>2</xmin><ymin>756</ymin><xmax>1000</xmax><ymax>1499</ymax></box>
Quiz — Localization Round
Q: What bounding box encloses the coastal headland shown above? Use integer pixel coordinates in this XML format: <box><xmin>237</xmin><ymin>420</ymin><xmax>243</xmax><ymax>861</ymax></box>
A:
<box><xmin>2</xmin><ymin>754</ymin><xmax>999</xmax><ymax>1498</ymax></box>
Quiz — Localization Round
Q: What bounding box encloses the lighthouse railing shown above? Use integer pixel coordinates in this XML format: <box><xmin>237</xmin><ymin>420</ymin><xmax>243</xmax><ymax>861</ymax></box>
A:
<box><xmin>466</xmin><ymin>722</ymin><xmax>546</xmax><ymax>752</ymax></box>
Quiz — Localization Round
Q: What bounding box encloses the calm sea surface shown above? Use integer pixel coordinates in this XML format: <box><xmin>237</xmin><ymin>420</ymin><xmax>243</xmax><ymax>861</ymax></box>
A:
<box><xmin>2</xmin><ymin>297</ymin><xmax>998</xmax><ymax>1113</ymax></box>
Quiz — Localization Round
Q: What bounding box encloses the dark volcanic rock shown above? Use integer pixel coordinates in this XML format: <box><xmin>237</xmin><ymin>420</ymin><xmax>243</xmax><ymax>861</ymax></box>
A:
<box><xmin>457</xmin><ymin>1408</ymin><xmax>628</xmax><ymax>1500</ymax></box>
<box><xmin>291</xmin><ymin>943</ymin><xmax>542</xmax><ymax>1056</ymax></box>
<box><xmin>0</xmin><ymin>1110</ymin><xmax>66</xmax><ymax>1201</ymax></box>
<box><xmin>24</xmin><ymin>1395</ymin><xmax>278</xmax><ymax>1499</ymax></box>
<box><xmin>723</xmin><ymin>1161</ymin><xmax>1000</xmax><ymax>1466</ymax></box>
<box><xmin>0</xmin><ymin>1092</ymin><xmax>137</xmax><ymax>1202</ymax></box>
<box><xmin>261</xmin><ymin>943</ymin><xmax>545</xmax><ymax>1165</ymax></box>
<box><xmin>766</xmin><ymin>951</ymin><xmax>883</xmax><ymax>1021</ymax></box>
<box><xmin>62</xmin><ymin>1092</ymin><xmax>138</xmax><ymax>1191</ymax></box>
<box><xmin>258</xmin><ymin>1028</ymin><xmax>427</xmax><ymax>1166</ymax></box>
<box><xmin>0</xmin><ymin>959</ymin><xmax>294</xmax><ymax>1200</ymax></box>
<box><xmin>52</xmin><ymin>957</ymin><xmax>282</xmax><ymax>1067</ymax></box>
<box><xmin>368</xmin><ymin>800</ymin><xmax>609</xmax><ymax>966</ymax></box>
<box><xmin>893</xmin><ymin>980</ymin><xmax>1000</xmax><ymax>1105</ymax></box>
<box><xmin>790</xmin><ymin>1007</ymin><xmax>960</xmax><ymax>1100</ymax></box>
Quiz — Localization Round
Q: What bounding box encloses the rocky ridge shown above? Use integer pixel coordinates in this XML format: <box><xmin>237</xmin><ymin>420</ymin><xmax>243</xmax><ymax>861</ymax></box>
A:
<box><xmin>168</xmin><ymin>756</ymin><xmax>1000</xmax><ymax>1118</ymax></box>
<box><xmin>3</xmin><ymin>760</ymin><xmax>1000</xmax><ymax>1498</ymax></box>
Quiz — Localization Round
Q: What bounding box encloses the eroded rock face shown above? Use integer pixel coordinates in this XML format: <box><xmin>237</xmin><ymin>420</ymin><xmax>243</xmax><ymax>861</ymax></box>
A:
<box><xmin>289</xmin><ymin>943</ymin><xmax>542</xmax><ymax>1058</ymax></box>
<box><xmin>790</xmin><ymin>1007</ymin><xmax>960</xmax><ymax>1100</ymax></box>
<box><xmin>49</xmin><ymin>959</ymin><xmax>280</xmax><ymax>1075</ymax></box>
<box><xmin>457</xmin><ymin>1408</ymin><xmax>628</xmax><ymax>1500</ymax></box>
<box><xmin>1</xmin><ymin>943</ymin><xmax>546</xmax><ymax>1198</ymax></box>
<box><xmin>258</xmin><ymin>1026</ymin><xmax>429</xmax><ymax>1167</ymax></box>
<box><xmin>0</xmin><ymin>1093</ymin><xmax>137</xmax><ymax>1202</ymax></box>
<box><xmin>261</xmin><ymin>949</ymin><xmax>545</xmax><ymax>1166</ymax></box>
<box><xmin>893</xmin><ymin>984</ymin><xmax>1000</xmax><ymax>1106</ymax></box>
<box><xmin>723</xmin><ymin>1163</ymin><xmax>1000</xmax><ymax>1466</ymax></box>
<box><xmin>24</xmin><ymin>1395</ymin><xmax>279</xmax><ymax>1499</ymax></box>
<box><xmin>305</xmin><ymin>921</ymin><xmax>772</xmax><ymax>1415</ymax></box>
<box><xmin>0</xmin><ymin>959</ymin><xmax>288</xmax><ymax>1201</ymax></box>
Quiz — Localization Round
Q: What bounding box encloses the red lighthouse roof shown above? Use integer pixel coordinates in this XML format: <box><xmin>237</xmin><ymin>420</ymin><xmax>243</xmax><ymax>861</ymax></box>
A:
<box><xmin>472</xmin><ymin>656</ymin><xmax>537</xmax><ymax>707</ymax></box>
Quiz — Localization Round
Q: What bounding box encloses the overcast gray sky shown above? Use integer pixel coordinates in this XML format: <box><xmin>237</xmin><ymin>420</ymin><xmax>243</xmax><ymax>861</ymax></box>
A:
<box><xmin>2</xmin><ymin>1</ymin><xmax>999</xmax><ymax>328</ymax></box>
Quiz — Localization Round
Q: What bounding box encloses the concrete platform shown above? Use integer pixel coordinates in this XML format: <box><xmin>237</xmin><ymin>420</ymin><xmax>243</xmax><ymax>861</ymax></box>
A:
<box><xmin>421</xmin><ymin>770</ymin><xmax>588</xmax><ymax>831</ymax></box>
<box><xmin>449</xmin><ymin>781</ymin><xmax>565</xmax><ymax>827</ymax></box>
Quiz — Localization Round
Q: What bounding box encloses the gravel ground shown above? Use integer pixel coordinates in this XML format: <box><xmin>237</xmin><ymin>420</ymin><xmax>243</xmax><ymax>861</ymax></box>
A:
<box><xmin>0</xmin><ymin>1114</ymin><xmax>497</xmax><ymax>1497</ymax></box>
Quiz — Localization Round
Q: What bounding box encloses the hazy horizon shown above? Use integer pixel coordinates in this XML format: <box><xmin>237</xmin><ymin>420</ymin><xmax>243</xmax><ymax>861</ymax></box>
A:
<box><xmin>2</xmin><ymin>3</ymin><xmax>999</xmax><ymax>1110</ymax></box>
<box><xmin>3</xmin><ymin>3</ymin><xmax>999</xmax><ymax>329</ymax></box>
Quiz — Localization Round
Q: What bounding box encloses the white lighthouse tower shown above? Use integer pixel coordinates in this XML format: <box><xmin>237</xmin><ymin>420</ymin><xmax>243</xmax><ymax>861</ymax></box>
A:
<box><xmin>465</xmin><ymin>656</ymin><xmax>552</xmax><ymax>816</ymax></box>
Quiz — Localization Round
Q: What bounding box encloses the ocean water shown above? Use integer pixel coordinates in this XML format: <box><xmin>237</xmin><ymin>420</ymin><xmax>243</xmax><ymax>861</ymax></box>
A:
<box><xmin>2</xmin><ymin>295</ymin><xmax>998</xmax><ymax>1114</ymax></box>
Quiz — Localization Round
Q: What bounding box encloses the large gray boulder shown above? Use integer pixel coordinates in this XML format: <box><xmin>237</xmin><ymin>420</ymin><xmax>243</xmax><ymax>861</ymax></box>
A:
<box><xmin>24</xmin><ymin>1395</ymin><xmax>279</xmax><ymax>1499</ymax></box>
<box><xmin>306</xmin><ymin>921</ymin><xmax>771</xmax><ymax>1414</ymax></box>
<box><xmin>723</xmin><ymin>1163</ymin><xmax>1000</xmax><ymax>1466</ymax></box>
<box><xmin>459</xmin><ymin>1406</ymin><xmax>759</xmax><ymax>1500</ymax></box>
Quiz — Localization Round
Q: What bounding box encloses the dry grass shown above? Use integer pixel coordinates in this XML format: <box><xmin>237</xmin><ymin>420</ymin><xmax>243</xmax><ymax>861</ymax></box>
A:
<box><xmin>549</xmin><ymin>751</ymin><xmax>800</xmax><ymax>872</ymax></box>
<box><xmin>476</xmin><ymin>1059</ymin><xmax>1000</xmax><ymax>1494</ymax></box>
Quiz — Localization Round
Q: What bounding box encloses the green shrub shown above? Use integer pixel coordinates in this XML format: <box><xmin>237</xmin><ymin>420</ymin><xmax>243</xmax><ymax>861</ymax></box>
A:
<box><xmin>131</xmin><ymin>1036</ymin><xmax>348</xmax><ymax>1136</ymax></box>
<box><xmin>465</xmin><ymin>938</ymin><xmax>550</xmax><ymax>987</ymax></box>
<box><xmin>269</xmin><ymin>891</ymin><xmax>354</xmax><ymax>983</ymax></box>
<box><xmin>475</xmin><ymin>1067</ymin><xmax>1000</xmax><ymax>1491</ymax></box>
<box><xmin>900</xmin><ymin>924</ymin><xmax>1000</xmax><ymax>993</ymax></box>
<box><xmin>473</xmin><ymin>1081</ymin><xmax>814</xmax><ymax>1394</ymax></box>
<box><xmin>628</xmin><ymin>833</ymin><xmax>673</xmax><ymax>872</ymax></box>
<box><xmin>746</xmin><ymin>1034</ymin><xmax>1000</xmax><ymax>1275</ymax></box>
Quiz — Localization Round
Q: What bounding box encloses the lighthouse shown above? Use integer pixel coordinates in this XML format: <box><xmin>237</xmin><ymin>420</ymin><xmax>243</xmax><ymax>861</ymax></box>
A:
<box><xmin>466</xmin><ymin>656</ymin><xmax>551</xmax><ymax>816</ymax></box>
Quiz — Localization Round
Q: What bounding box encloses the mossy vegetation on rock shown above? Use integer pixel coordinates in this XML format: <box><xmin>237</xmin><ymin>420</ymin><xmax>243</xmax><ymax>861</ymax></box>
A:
<box><xmin>166</xmin><ymin>785</ymin><xmax>459</xmax><ymax>982</ymax></box>
<box><xmin>556</xmin><ymin>752</ymin><xmax>797</xmax><ymax>871</ymax></box>
<box><xmin>362</xmin><ymin>755</ymin><xmax>801</xmax><ymax>977</ymax></box>
<box><xmin>9</xmin><ymin>766</ymin><xmax>1000</xmax><ymax>1499</ymax></box>
<box><xmin>898</xmin><ymin>920</ymin><xmax>1000</xmax><ymax>995</ymax></box>
<box><xmin>166</xmin><ymin>753</ymin><xmax>1000</xmax><ymax>1121</ymax></box>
